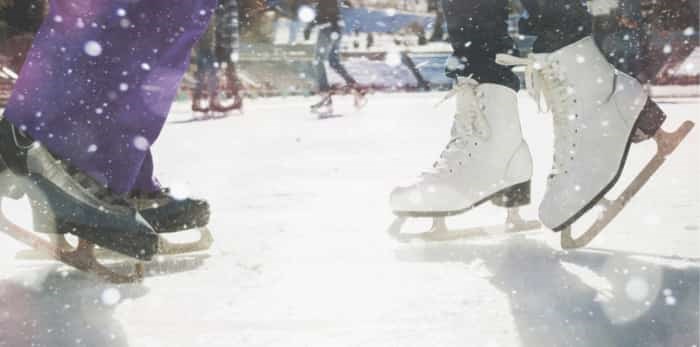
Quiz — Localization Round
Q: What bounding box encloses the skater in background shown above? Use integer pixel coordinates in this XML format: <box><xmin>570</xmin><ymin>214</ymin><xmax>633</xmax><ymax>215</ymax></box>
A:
<box><xmin>390</xmin><ymin>0</ymin><xmax>681</xmax><ymax>238</ymax></box>
<box><xmin>305</xmin><ymin>0</ymin><xmax>367</xmax><ymax>115</ymax></box>
<box><xmin>0</xmin><ymin>0</ymin><xmax>216</xmax><ymax>272</ymax></box>
<box><xmin>192</xmin><ymin>0</ymin><xmax>244</xmax><ymax>118</ymax></box>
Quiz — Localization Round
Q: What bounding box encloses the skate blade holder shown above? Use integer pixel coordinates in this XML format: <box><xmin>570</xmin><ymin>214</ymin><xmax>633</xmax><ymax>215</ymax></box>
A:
<box><xmin>0</xmin><ymin>213</ymin><xmax>145</xmax><ymax>284</ymax></box>
<box><xmin>156</xmin><ymin>227</ymin><xmax>214</xmax><ymax>255</ymax></box>
<box><xmin>388</xmin><ymin>208</ymin><xmax>541</xmax><ymax>243</ymax></box>
<box><xmin>90</xmin><ymin>227</ymin><xmax>213</xmax><ymax>257</ymax></box>
<box><xmin>561</xmin><ymin>120</ymin><xmax>695</xmax><ymax>249</ymax></box>
<box><xmin>36</xmin><ymin>227</ymin><xmax>214</xmax><ymax>259</ymax></box>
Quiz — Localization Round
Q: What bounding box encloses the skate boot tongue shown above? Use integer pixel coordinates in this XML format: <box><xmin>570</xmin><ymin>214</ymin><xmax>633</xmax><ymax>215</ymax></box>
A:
<box><xmin>426</xmin><ymin>77</ymin><xmax>490</xmax><ymax>176</ymax></box>
<box><xmin>496</xmin><ymin>53</ymin><xmax>583</xmax><ymax>181</ymax></box>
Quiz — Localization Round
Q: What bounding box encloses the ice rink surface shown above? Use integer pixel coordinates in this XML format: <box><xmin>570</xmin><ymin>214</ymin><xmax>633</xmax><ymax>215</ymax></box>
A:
<box><xmin>1</xmin><ymin>91</ymin><xmax>698</xmax><ymax>347</ymax></box>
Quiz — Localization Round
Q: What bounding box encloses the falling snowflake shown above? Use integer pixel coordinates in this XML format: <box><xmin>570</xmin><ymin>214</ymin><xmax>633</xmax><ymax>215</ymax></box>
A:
<box><xmin>133</xmin><ymin>135</ymin><xmax>150</xmax><ymax>151</ymax></box>
<box><xmin>297</xmin><ymin>6</ymin><xmax>316</xmax><ymax>23</ymax></box>
<box><xmin>83</xmin><ymin>41</ymin><xmax>103</xmax><ymax>57</ymax></box>
<box><xmin>101</xmin><ymin>288</ymin><xmax>121</xmax><ymax>306</ymax></box>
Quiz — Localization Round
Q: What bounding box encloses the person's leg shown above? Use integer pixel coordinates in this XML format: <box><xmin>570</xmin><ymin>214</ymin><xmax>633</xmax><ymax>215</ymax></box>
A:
<box><xmin>519</xmin><ymin>0</ymin><xmax>592</xmax><ymax>53</ymax></box>
<box><xmin>441</xmin><ymin>0</ymin><xmax>519</xmax><ymax>90</ymax></box>
<box><xmin>211</xmin><ymin>0</ymin><xmax>243</xmax><ymax>113</ymax></box>
<box><xmin>189</xmin><ymin>22</ymin><xmax>216</xmax><ymax>116</ymax></box>
<box><xmin>214</xmin><ymin>0</ymin><xmax>240</xmax><ymax>64</ymax></box>
<box><xmin>313</xmin><ymin>26</ymin><xmax>333</xmax><ymax>93</ymax></box>
<box><xmin>327</xmin><ymin>31</ymin><xmax>357</xmax><ymax>87</ymax></box>
<box><xmin>390</xmin><ymin>0</ymin><xmax>533</xmax><ymax>226</ymax></box>
<box><xmin>3</xmin><ymin>0</ymin><xmax>217</xmax><ymax>195</ymax></box>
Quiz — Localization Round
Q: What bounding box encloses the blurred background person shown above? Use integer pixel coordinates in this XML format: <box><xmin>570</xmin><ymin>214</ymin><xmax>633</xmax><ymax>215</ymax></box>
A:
<box><xmin>306</xmin><ymin>0</ymin><xmax>367</xmax><ymax>116</ymax></box>
<box><xmin>192</xmin><ymin>0</ymin><xmax>245</xmax><ymax>118</ymax></box>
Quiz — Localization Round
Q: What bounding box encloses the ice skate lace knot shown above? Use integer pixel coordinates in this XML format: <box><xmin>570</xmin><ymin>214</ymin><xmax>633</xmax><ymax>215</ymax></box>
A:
<box><xmin>425</xmin><ymin>77</ymin><xmax>491</xmax><ymax>176</ymax></box>
<box><xmin>496</xmin><ymin>53</ymin><xmax>577</xmax><ymax>178</ymax></box>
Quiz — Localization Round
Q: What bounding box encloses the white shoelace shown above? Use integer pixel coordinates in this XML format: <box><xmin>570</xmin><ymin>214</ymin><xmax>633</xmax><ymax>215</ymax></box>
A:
<box><xmin>496</xmin><ymin>53</ymin><xmax>576</xmax><ymax>177</ymax></box>
<box><xmin>424</xmin><ymin>77</ymin><xmax>491</xmax><ymax>176</ymax></box>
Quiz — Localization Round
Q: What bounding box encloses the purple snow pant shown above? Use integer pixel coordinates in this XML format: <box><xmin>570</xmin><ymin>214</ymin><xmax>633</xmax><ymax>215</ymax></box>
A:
<box><xmin>3</xmin><ymin>0</ymin><xmax>216</xmax><ymax>194</ymax></box>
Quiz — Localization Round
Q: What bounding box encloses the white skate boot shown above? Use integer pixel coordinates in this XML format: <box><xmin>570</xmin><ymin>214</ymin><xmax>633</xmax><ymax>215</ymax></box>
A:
<box><xmin>388</xmin><ymin>77</ymin><xmax>540</xmax><ymax>242</ymax></box>
<box><xmin>497</xmin><ymin>36</ymin><xmax>694</xmax><ymax>248</ymax></box>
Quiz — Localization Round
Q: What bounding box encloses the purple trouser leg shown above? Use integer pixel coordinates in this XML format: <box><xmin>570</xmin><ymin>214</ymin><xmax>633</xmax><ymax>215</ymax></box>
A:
<box><xmin>3</xmin><ymin>0</ymin><xmax>216</xmax><ymax>194</ymax></box>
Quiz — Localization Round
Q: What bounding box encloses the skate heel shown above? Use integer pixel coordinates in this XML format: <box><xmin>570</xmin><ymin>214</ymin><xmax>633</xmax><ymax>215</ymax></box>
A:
<box><xmin>491</xmin><ymin>180</ymin><xmax>531</xmax><ymax>208</ymax></box>
<box><xmin>632</xmin><ymin>98</ymin><xmax>666</xmax><ymax>143</ymax></box>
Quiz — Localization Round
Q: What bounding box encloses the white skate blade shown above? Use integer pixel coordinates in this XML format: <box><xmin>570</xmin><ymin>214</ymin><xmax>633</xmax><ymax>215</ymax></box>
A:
<box><xmin>156</xmin><ymin>227</ymin><xmax>214</xmax><ymax>255</ymax></box>
<box><xmin>388</xmin><ymin>208</ymin><xmax>541</xmax><ymax>243</ymax></box>
<box><xmin>560</xmin><ymin>120</ymin><xmax>695</xmax><ymax>249</ymax></box>
<box><xmin>17</xmin><ymin>228</ymin><xmax>214</xmax><ymax>259</ymax></box>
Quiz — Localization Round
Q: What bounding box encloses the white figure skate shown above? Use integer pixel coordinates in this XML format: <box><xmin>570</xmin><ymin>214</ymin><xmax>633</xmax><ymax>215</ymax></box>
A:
<box><xmin>388</xmin><ymin>77</ymin><xmax>540</xmax><ymax>242</ymax></box>
<box><xmin>496</xmin><ymin>36</ymin><xmax>694</xmax><ymax>248</ymax></box>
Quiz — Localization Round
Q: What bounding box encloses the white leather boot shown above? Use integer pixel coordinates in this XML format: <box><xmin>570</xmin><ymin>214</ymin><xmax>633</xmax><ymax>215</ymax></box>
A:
<box><xmin>497</xmin><ymin>36</ymin><xmax>649</xmax><ymax>230</ymax></box>
<box><xmin>390</xmin><ymin>77</ymin><xmax>533</xmax><ymax>216</ymax></box>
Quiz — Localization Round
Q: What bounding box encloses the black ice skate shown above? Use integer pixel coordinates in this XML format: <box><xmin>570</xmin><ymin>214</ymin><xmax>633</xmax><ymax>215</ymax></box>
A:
<box><xmin>129</xmin><ymin>188</ymin><xmax>213</xmax><ymax>255</ymax></box>
<box><xmin>0</xmin><ymin>116</ymin><xmax>157</xmax><ymax>283</ymax></box>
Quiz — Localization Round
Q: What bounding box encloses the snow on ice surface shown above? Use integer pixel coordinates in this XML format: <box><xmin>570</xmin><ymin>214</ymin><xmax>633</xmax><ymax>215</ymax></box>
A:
<box><xmin>0</xmin><ymin>92</ymin><xmax>699</xmax><ymax>347</ymax></box>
